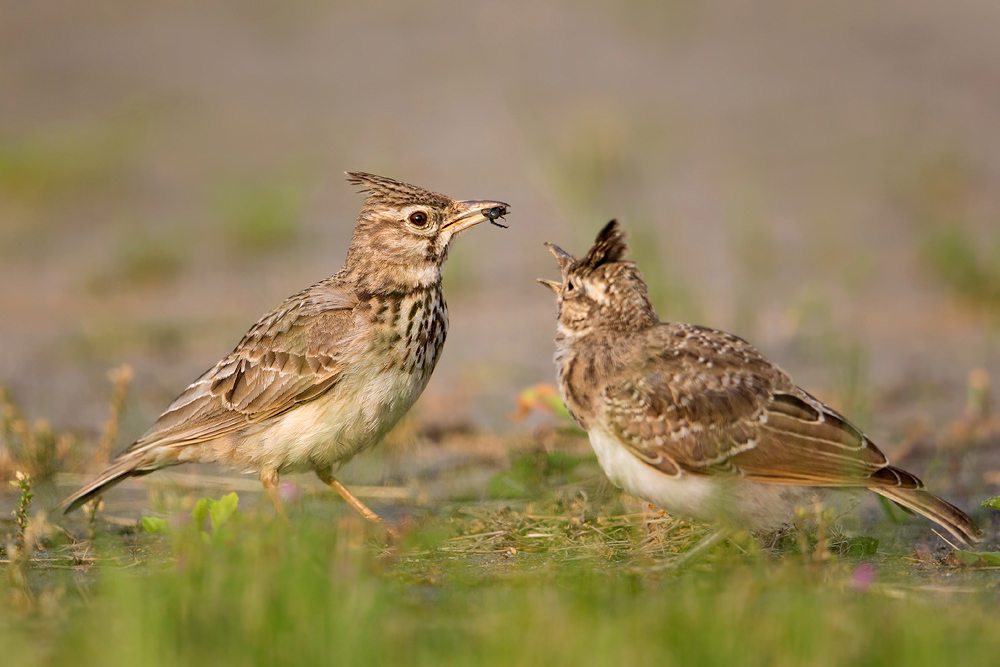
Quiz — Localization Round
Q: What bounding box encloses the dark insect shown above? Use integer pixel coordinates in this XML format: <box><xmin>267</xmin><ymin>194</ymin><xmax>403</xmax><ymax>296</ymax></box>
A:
<box><xmin>484</xmin><ymin>205</ymin><xmax>509</xmax><ymax>228</ymax></box>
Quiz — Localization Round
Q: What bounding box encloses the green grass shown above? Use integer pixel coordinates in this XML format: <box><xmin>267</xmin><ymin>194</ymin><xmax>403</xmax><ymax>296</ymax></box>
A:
<box><xmin>3</xmin><ymin>502</ymin><xmax>999</xmax><ymax>667</ymax></box>
<box><xmin>1</xmin><ymin>292</ymin><xmax>996</xmax><ymax>667</ymax></box>
<box><xmin>486</xmin><ymin>450</ymin><xmax>600</xmax><ymax>499</ymax></box>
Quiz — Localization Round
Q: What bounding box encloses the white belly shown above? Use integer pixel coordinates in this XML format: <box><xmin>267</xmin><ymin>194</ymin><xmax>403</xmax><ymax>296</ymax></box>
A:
<box><xmin>234</xmin><ymin>361</ymin><xmax>428</xmax><ymax>473</ymax></box>
<box><xmin>589</xmin><ymin>429</ymin><xmax>716</xmax><ymax>521</ymax></box>
<box><xmin>588</xmin><ymin>429</ymin><xmax>816</xmax><ymax>532</ymax></box>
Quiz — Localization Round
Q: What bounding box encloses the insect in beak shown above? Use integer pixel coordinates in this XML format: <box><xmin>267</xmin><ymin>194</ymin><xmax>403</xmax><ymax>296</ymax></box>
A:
<box><xmin>484</xmin><ymin>206</ymin><xmax>508</xmax><ymax>228</ymax></box>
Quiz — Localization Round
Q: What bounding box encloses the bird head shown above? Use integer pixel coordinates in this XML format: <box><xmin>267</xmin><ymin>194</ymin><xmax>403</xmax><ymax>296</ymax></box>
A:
<box><xmin>343</xmin><ymin>172</ymin><xmax>509</xmax><ymax>291</ymax></box>
<box><xmin>538</xmin><ymin>220</ymin><xmax>658</xmax><ymax>339</ymax></box>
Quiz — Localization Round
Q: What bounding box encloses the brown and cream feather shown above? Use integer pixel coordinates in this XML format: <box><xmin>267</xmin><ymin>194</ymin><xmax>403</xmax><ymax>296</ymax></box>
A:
<box><xmin>542</xmin><ymin>220</ymin><xmax>981</xmax><ymax>545</ymax></box>
<box><xmin>58</xmin><ymin>173</ymin><xmax>508</xmax><ymax>516</ymax></box>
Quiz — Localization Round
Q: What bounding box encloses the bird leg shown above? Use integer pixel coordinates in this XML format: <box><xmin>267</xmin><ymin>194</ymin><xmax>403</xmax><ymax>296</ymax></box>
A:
<box><xmin>315</xmin><ymin>467</ymin><xmax>384</xmax><ymax>526</ymax></box>
<box><xmin>259</xmin><ymin>468</ymin><xmax>288</xmax><ymax>521</ymax></box>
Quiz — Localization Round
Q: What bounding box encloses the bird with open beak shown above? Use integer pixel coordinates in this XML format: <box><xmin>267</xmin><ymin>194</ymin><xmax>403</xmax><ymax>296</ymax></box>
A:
<box><xmin>539</xmin><ymin>220</ymin><xmax>980</xmax><ymax>554</ymax></box>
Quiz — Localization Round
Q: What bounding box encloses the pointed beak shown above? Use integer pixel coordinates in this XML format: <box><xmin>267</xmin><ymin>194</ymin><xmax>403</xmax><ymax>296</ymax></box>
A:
<box><xmin>443</xmin><ymin>200</ymin><xmax>511</xmax><ymax>234</ymax></box>
<box><xmin>538</xmin><ymin>242</ymin><xmax>574</xmax><ymax>296</ymax></box>
<box><xmin>544</xmin><ymin>242</ymin><xmax>575</xmax><ymax>271</ymax></box>
<box><xmin>536</xmin><ymin>278</ymin><xmax>562</xmax><ymax>295</ymax></box>
<box><xmin>536</xmin><ymin>243</ymin><xmax>576</xmax><ymax>296</ymax></box>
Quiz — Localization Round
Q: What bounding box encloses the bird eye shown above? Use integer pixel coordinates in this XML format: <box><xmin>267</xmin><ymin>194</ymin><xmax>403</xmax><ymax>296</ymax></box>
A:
<box><xmin>565</xmin><ymin>280</ymin><xmax>576</xmax><ymax>294</ymax></box>
<box><xmin>408</xmin><ymin>211</ymin><xmax>428</xmax><ymax>228</ymax></box>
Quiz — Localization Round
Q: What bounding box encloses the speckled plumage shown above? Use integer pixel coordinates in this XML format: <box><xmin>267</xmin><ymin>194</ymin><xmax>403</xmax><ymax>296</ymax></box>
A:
<box><xmin>58</xmin><ymin>173</ymin><xmax>508</xmax><ymax>522</ymax></box>
<box><xmin>541</xmin><ymin>221</ymin><xmax>981</xmax><ymax>544</ymax></box>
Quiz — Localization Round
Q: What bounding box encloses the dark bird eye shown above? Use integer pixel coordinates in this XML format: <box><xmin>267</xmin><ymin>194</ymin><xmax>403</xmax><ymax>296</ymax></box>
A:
<box><xmin>408</xmin><ymin>211</ymin><xmax>428</xmax><ymax>227</ymax></box>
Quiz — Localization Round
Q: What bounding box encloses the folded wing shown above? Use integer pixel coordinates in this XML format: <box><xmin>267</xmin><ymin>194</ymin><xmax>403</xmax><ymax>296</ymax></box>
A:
<box><xmin>130</xmin><ymin>283</ymin><xmax>361</xmax><ymax>455</ymax></box>
<box><xmin>602</xmin><ymin>323</ymin><xmax>893</xmax><ymax>485</ymax></box>
<box><xmin>600</xmin><ymin>322</ymin><xmax>980</xmax><ymax>543</ymax></box>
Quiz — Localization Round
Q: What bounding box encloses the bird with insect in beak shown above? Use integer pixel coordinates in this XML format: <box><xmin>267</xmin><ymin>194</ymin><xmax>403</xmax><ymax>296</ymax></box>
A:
<box><xmin>57</xmin><ymin>173</ymin><xmax>510</xmax><ymax>527</ymax></box>
<box><xmin>539</xmin><ymin>220</ymin><xmax>981</xmax><ymax>562</ymax></box>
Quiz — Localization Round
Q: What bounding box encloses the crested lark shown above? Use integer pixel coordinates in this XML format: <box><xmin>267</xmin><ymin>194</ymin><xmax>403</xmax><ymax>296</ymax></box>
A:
<box><xmin>58</xmin><ymin>173</ymin><xmax>509</xmax><ymax>523</ymax></box>
<box><xmin>540</xmin><ymin>221</ymin><xmax>981</xmax><ymax>545</ymax></box>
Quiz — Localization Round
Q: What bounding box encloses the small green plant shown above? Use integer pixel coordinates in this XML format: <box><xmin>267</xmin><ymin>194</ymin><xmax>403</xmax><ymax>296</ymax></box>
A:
<box><xmin>10</xmin><ymin>471</ymin><xmax>33</xmax><ymax>551</ymax></box>
<box><xmin>140</xmin><ymin>515</ymin><xmax>168</xmax><ymax>535</ymax></box>
<box><xmin>143</xmin><ymin>492</ymin><xmax>239</xmax><ymax>543</ymax></box>
<box><xmin>948</xmin><ymin>550</ymin><xmax>1000</xmax><ymax>566</ymax></box>
<box><xmin>487</xmin><ymin>451</ymin><xmax>596</xmax><ymax>500</ymax></box>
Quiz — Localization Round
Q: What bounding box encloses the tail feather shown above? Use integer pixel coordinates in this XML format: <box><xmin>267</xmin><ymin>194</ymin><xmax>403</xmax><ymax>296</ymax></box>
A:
<box><xmin>55</xmin><ymin>459</ymin><xmax>141</xmax><ymax>514</ymax></box>
<box><xmin>872</xmin><ymin>483</ymin><xmax>982</xmax><ymax>546</ymax></box>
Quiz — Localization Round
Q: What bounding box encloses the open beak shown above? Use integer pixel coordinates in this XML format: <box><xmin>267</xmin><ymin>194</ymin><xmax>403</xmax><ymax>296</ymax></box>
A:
<box><xmin>536</xmin><ymin>241</ymin><xmax>574</xmax><ymax>295</ymax></box>
<box><xmin>443</xmin><ymin>200</ymin><xmax>511</xmax><ymax>234</ymax></box>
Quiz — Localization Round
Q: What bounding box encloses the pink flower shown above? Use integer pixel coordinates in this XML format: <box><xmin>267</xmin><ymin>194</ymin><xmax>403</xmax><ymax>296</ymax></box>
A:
<box><xmin>278</xmin><ymin>482</ymin><xmax>302</xmax><ymax>502</ymax></box>
<box><xmin>851</xmin><ymin>562</ymin><xmax>876</xmax><ymax>591</ymax></box>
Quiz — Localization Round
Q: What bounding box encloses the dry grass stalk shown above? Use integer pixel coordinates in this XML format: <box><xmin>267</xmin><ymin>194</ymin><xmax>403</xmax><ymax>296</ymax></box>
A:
<box><xmin>443</xmin><ymin>500</ymin><xmax>709</xmax><ymax>564</ymax></box>
<box><xmin>82</xmin><ymin>364</ymin><xmax>132</xmax><ymax>535</ymax></box>
<box><xmin>0</xmin><ymin>389</ymin><xmax>77</xmax><ymax>483</ymax></box>
<box><xmin>95</xmin><ymin>364</ymin><xmax>133</xmax><ymax>465</ymax></box>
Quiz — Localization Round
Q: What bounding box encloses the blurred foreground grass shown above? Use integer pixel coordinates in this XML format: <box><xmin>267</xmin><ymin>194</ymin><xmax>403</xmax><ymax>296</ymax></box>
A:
<box><xmin>3</xmin><ymin>379</ymin><xmax>1000</xmax><ymax>666</ymax></box>
<box><xmin>3</xmin><ymin>501</ymin><xmax>1000</xmax><ymax>667</ymax></box>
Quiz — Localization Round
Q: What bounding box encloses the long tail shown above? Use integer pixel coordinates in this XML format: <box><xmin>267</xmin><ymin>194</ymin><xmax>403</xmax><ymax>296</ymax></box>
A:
<box><xmin>55</xmin><ymin>458</ymin><xmax>145</xmax><ymax>514</ymax></box>
<box><xmin>871</xmin><ymin>466</ymin><xmax>982</xmax><ymax>545</ymax></box>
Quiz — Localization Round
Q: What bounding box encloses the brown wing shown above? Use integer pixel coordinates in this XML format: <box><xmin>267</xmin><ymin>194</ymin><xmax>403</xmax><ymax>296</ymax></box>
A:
<box><xmin>124</xmin><ymin>282</ymin><xmax>361</xmax><ymax>456</ymax></box>
<box><xmin>602</xmin><ymin>323</ymin><xmax>895</xmax><ymax>487</ymax></box>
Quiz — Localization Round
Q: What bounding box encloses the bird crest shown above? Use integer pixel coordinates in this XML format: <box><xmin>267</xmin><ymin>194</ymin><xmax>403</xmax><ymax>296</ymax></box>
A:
<box><xmin>582</xmin><ymin>220</ymin><xmax>628</xmax><ymax>271</ymax></box>
<box><xmin>543</xmin><ymin>220</ymin><xmax>630</xmax><ymax>278</ymax></box>
<box><xmin>346</xmin><ymin>172</ymin><xmax>452</xmax><ymax>210</ymax></box>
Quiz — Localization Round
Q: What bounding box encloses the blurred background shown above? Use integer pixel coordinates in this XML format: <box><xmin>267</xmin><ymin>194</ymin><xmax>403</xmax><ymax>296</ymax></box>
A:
<box><xmin>2</xmin><ymin>0</ymin><xmax>999</xmax><ymax>514</ymax></box>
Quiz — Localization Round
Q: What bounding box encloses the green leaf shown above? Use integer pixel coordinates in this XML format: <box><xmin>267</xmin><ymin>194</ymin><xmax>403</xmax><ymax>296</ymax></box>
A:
<box><xmin>876</xmin><ymin>495</ymin><xmax>909</xmax><ymax>524</ymax></box>
<box><xmin>952</xmin><ymin>550</ymin><xmax>1000</xmax><ymax>567</ymax></box>
<box><xmin>141</xmin><ymin>516</ymin><xmax>169</xmax><ymax>534</ymax></box>
<box><xmin>981</xmin><ymin>496</ymin><xmax>1000</xmax><ymax>511</ymax></box>
<box><xmin>190</xmin><ymin>498</ymin><xmax>210</xmax><ymax>531</ymax></box>
<box><xmin>209</xmin><ymin>492</ymin><xmax>239</xmax><ymax>531</ymax></box>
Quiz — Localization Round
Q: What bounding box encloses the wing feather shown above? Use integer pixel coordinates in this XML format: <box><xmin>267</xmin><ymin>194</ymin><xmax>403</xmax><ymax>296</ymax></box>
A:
<box><xmin>123</xmin><ymin>283</ymin><xmax>361</xmax><ymax>456</ymax></box>
<box><xmin>601</xmin><ymin>323</ymin><xmax>894</xmax><ymax>488</ymax></box>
